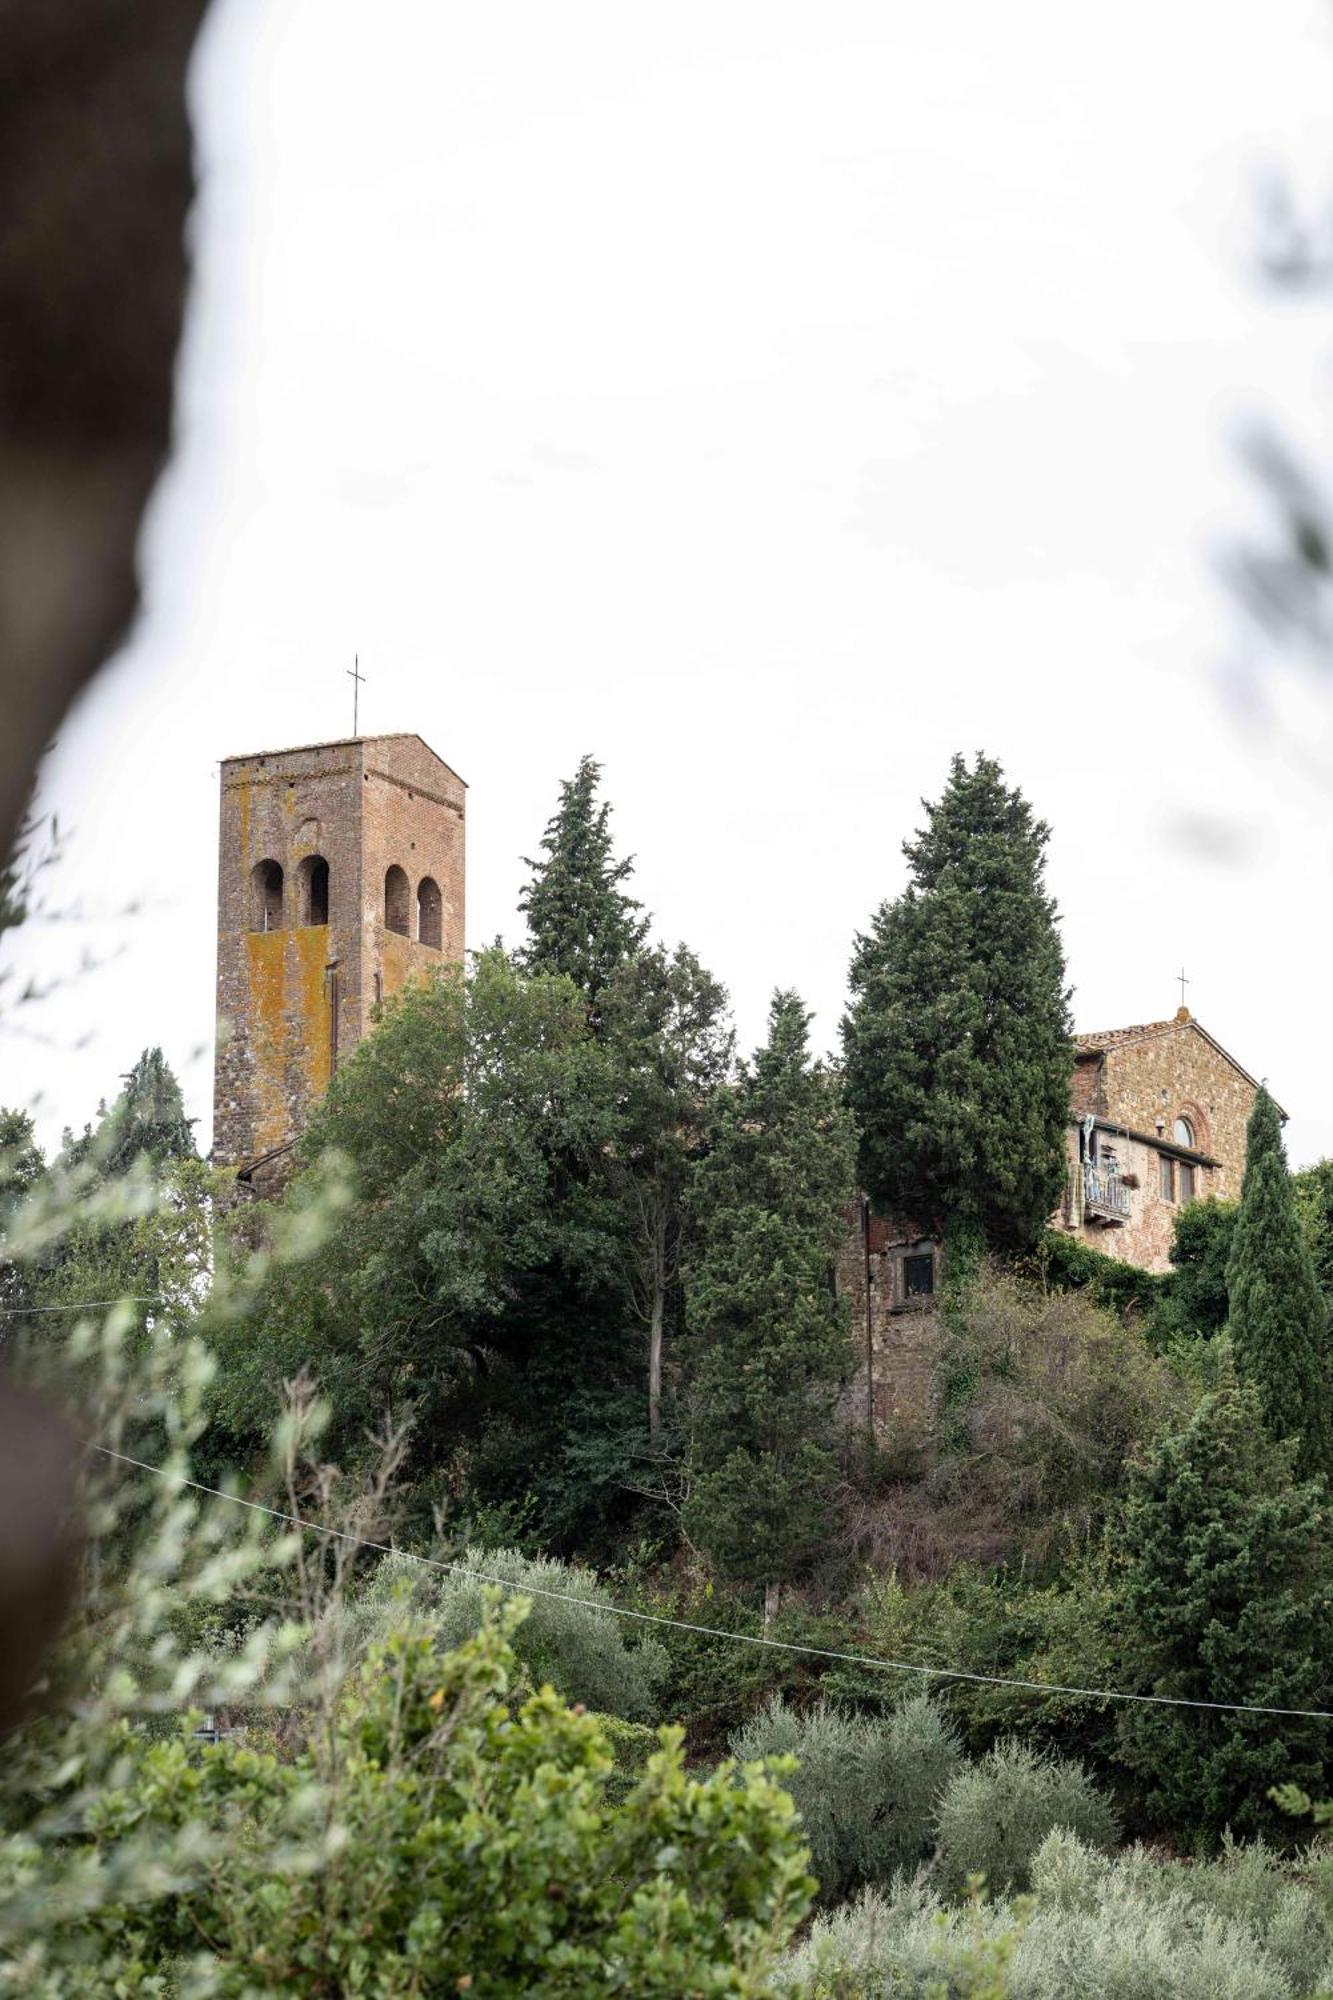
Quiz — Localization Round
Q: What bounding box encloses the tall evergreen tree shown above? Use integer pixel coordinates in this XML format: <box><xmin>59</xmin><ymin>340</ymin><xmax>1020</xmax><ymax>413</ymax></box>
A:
<box><xmin>1226</xmin><ymin>1085</ymin><xmax>1330</xmax><ymax>1476</ymax></box>
<box><xmin>600</xmin><ymin>945</ymin><xmax>734</xmax><ymax>1437</ymax></box>
<box><xmin>518</xmin><ymin>757</ymin><xmax>649</xmax><ymax>1020</ymax></box>
<box><xmin>683</xmin><ymin>992</ymin><xmax>857</xmax><ymax>1608</ymax></box>
<box><xmin>63</xmin><ymin>1046</ymin><xmax>196</xmax><ymax>1177</ymax></box>
<box><xmin>1116</xmin><ymin>1376</ymin><xmax>1333</xmax><ymax>1840</ymax></box>
<box><xmin>841</xmin><ymin>753</ymin><xmax>1072</xmax><ymax>1253</ymax></box>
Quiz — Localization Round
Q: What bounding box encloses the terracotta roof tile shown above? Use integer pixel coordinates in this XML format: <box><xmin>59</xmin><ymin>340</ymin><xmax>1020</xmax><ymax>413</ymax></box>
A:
<box><xmin>1073</xmin><ymin>1021</ymin><xmax>1175</xmax><ymax>1054</ymax></box>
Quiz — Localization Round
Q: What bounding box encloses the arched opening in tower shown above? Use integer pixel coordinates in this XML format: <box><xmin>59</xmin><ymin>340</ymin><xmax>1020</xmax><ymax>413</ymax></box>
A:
<box><xmin>251</xmin><ymin>859</ymin><xmax>284</xmax><ymax>932</ymax></box>
<box><xmin>384</xmin><ymin>864</ymin><xmax>410</xmax><ymax>936</ymax></box>
<box><xmin>417</xmin><ymin>875</ymin><xmax>442</xmax><ymax>949</ymax></box>
<box><xmin>298</xmin><ymin>854</ymin><xmax>330</xmax><ymax>926</ymax></box>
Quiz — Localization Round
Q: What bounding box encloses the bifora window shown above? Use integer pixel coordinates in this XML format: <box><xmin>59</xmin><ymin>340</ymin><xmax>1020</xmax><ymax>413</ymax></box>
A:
<box><xmin>903</xmin><ymin>1252</ymin><xmax>935</xmax><ymax>1299</ymax></box>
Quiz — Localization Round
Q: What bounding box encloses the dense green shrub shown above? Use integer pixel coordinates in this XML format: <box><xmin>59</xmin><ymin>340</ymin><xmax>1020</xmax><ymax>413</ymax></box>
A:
<box><xmin>1031</xmin><ymin>1228</ymin><xmax>1167</xmax><ymax>1321</ymax></box>
<box><xmin>41</xmin><ymin>1607</ymin><xmax>814</xmax><ymax>1996</ymax></box>
<box><xmin>730</xmin><ymin>1695</ymin><xmax>960</xmax><ymax>1900</ymax></box>
<box><xmin>934</xmin><ymin>1740</ymin><xmax>1118</xmax><ymax>1896</ymax></box>
<box><xmin>355</xmin><ymin>1545</ymin><xmax>668</xmax><ymax>1721</ymax></box>
<box><xmin>927</xmin><ymin>1267</ymin><xmax>1187</xmax><ymax>1564</ymax></box>
<box><xmin>1152</xmin><ymin>1197</ymin><xmax>1236</xmax><ymax>1343</ymax></box>
<box><xmin>780</xmin><ymin>1832</ymin><xmax>1330</xmax><ymax>1998</ymax></box>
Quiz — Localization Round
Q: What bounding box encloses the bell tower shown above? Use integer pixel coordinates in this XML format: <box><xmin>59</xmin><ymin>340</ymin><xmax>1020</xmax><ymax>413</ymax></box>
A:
<box><xmin>212</xmin><ymin>733</ymin><xmax>465</xmax><ymax>1184</ymax></box>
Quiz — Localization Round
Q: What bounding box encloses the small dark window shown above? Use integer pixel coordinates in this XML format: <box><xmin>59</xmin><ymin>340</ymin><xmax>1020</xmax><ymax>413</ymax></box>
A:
<box><xmin>1179</xmin><ymin>1161</ymin><xmax>1196</xmax><ymax>1204</ymax></box>
<box><xmin>385</xmin><ymin>865</ymin><xmax>410</xmax><ymax>936</ymax></box>
<box><xmin>251</xmin><ymin>859</ymin><xmax>283</xmax><ymax>932</ymax></box>
<box><xmin>1159</xmin><ymin>1154</ymin><xmax>1175</xmax><ymax>1202</ymax></box>
<box><xmin>297</xmin><ymin>854</ymin><xmax>329</xmax><ymax>926</ymax></box>
<box><xmin>903</xmin><ymin>1253</ymin><xmax>935</xmax><ymax>1299</ymax></box>
<box><xmin>417</xmin><ymin>876</ymin><xmax>442</xmax><ymax>950</ymax></box>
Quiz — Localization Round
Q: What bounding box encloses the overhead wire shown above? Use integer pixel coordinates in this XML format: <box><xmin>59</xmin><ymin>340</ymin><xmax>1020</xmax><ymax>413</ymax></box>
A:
<box><xmin>93</xmin><ymin>1442</ymin><xmax>1333</xmax><ymax>1724</ymax></box>
<box><xmin>0</xmin><ymin>1296</ymin><xmax>164</xmax><ymax>1316</ymax></box>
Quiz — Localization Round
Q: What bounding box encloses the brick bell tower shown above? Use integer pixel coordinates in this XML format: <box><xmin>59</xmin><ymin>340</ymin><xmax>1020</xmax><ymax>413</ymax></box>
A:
<box><xmin>212</xmin><ymin>733</ymin><xmax>465</xmax><ymax>1185</ymax></box>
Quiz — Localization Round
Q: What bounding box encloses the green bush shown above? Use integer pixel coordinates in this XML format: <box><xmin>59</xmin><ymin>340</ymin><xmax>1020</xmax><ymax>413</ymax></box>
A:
<box><xmin>780</xmin><ymin>1832</ymin><xmax>1329</xmax><ymax>1998</ymax></box>
<box><xmin>1030</xmin><ymin>1227</ymin><xmax>1167</xmax><ymax>1321</ymax></box>
<box><xmin>46</xmin><ymin>1604</ymin><xmax>815</xmax><ymax>1996</ymax></box>
<box><xmin>355</xmin><ymin>1544</ymin><xmax>669</xmax><ymax>1720</ymax></box>
<box><xmin>928</xmin><ymin>1267</ymin><xmax>1188</xmax><ymax>1565</ymax></box>
<box><xmin>934</xmin><ymin>1739</ymin><xmax>1118</xmax><ymax>1896</ymax></box>
<box><xmin>730</xmin><ymin>1695</ymin><xmax>960</xmax><ymax>1900</ymax></box>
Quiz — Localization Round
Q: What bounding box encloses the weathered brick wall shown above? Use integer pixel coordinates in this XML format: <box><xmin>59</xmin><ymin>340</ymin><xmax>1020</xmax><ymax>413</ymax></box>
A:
<box><xmin>213</xmin><ymin>734</ymin><xmax>465</xmax><ymax>1171</ymax></box>
<box><xmin>360</xmin><ymin>735</ymin><xmax>466</xmax><ymax>1026</ymax></box>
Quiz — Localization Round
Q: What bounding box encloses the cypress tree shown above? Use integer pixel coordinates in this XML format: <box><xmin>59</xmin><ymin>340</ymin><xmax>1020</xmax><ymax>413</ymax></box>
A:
<box><xmin>1226</xmin><ymin>1085</ymin><xmax>1330</xmax><ymax>1477</ymax></box>
<box><xmin>841</xmin><ymin>753</ymin><xmax>1072</xmax><ymax>1253</ymax></box>
<box><xmin>1116</xmin><ymin>1375</ymin><xmax>1333</xmax><ymax>1839</ymax></box>
<box><xmin>518</xmin><ymin>757</ymin><xmax>649</xmax><ymax>1019</ymax></box>
<box><xmin>682</xmin><ymin>992</ymin><xmax>858</xmax><ymax>1607</ymax></box>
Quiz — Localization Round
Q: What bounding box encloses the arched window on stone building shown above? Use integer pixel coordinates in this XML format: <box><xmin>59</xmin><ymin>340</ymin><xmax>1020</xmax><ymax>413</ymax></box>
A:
<box><xmin>1173</xmin><ymin>1115</ymin><xmax>1194</xmax><ymax>1148</ymax></box>
<box><xmin>297</xmin><ymin>854</ymin><xmax>330</xmax><ymax>926</ymax></box>
<box><xmin>417</xmin><ymin>876</ymin><xmax>442</xmax><ymax>950</ymax></box>
<box><xmin>385</xmin><ymin>864</ymin><xmax>410</xmax><ymax>936</ymax></box>
<box><xmin>251</xmin><ymin>859</ymin><xmax>283</xmax><ymax>932</ymax></box>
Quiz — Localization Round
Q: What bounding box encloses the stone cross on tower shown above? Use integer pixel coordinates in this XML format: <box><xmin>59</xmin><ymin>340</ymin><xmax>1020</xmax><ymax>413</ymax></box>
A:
<box><xmin>346</xmin><ymin>655</ymin><xmax>365</xmax><ymax>735</ymax></box>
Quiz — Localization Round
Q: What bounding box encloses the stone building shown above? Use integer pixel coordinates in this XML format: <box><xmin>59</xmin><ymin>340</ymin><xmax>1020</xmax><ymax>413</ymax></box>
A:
<box><xmin>837</xmin><ymin>1006</ymin><xmax>1272</xmax><ymax>1436</ymax></box>
<box><xmin>212</xmin><ymin>733</ymin><xmax>465</xmax><ymax>1189</ymax></box>
<box><xmin>1057</xmin><ymin>1007</ymin><xmax>1269</xmax><ymax>1271</ymax></box>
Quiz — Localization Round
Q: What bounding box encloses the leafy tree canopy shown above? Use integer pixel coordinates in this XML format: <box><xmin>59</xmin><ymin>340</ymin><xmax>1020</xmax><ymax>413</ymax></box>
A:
<box><xmin>210</xmin><ymin>951</ymin><xmax>637</xmax><ymax>1547</ymax></box>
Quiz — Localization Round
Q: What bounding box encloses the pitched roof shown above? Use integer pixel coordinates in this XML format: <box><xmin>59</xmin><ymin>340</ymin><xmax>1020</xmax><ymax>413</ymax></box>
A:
<box><xmin>1073</xmin><ymin>1012</ymin><xmax>1283</xmax><ymax>1116</ymax></box>
<box><xmin>1074</xmin><ymin>1020</ymin><xmax>1175</xmax><ymax>1055</ymax></box>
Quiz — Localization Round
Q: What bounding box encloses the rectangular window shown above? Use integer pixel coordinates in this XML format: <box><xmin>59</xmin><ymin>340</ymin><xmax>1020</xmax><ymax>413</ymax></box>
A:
<box><xmin>1179</xmin><ymin>1162</ymin><xmax>1195</xmax><ymax>1204</ymax></box>
<box><xmin>903</xmin><ymin>1253</ymin><xmax>935</xmax><ymax>1299</ymax></box>
<box><xmin>1159</xmin><ymin>1154</ymin><xmax>1175</xmax><ymax>1202</ymax></box>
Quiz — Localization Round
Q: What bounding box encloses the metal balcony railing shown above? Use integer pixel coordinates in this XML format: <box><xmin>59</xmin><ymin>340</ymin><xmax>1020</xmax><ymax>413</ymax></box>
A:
<box><xmin>1082</xmin><ymin>1163</ymin><xmax>1130</xmax><ymax>1221</ymax></box>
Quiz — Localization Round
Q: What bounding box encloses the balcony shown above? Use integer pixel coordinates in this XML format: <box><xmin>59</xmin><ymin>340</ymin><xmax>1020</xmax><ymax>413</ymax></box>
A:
<box><xmin>1082</xmin><ymin>1162</ymin><xmax>1131</xmax><ymax>1223</ymax></box>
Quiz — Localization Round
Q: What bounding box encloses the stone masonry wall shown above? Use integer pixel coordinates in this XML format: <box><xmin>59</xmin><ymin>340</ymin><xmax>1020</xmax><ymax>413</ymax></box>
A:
<box><xmin>1053</xmin><ymin>1017</ymin><xmax>1259</xmax><ymax>1273</ymax></box>
<box><xmin>213</xmin><ymin>734</ymin><xmax>465</xmax><ymax>1172</ymax></box>
<box><xmin>836</xmin><ymin>1206</ymin><xmax>941</xmax><ymax>1442</ymax></box>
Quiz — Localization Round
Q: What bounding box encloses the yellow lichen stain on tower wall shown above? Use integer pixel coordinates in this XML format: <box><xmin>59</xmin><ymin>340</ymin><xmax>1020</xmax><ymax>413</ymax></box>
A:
<box><xmin>241</xmin><ymin>927</ymin><xmax>333</xmax><ymax>1155</ymax></box>
<box><xmin>294</xmin><ymin>926</ymin><xmax>332</xmax><ymax>1099</ymax></box>
<box><xmin>381</xmin><ymin>929</ymin><xmax>412</xmax><ymax>999</ymax></box>
<box><xmin>243</xmin><ymin>930</ymin><xmax>290</xmax><ymax>1154</ymax></box>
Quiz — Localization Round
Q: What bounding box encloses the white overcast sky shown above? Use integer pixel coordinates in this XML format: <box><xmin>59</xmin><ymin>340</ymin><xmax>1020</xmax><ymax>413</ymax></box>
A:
<box><xmin>7</xmin><ymin>0</ymin><xmax>1333</xmax><ymax>1165</ymax></box>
